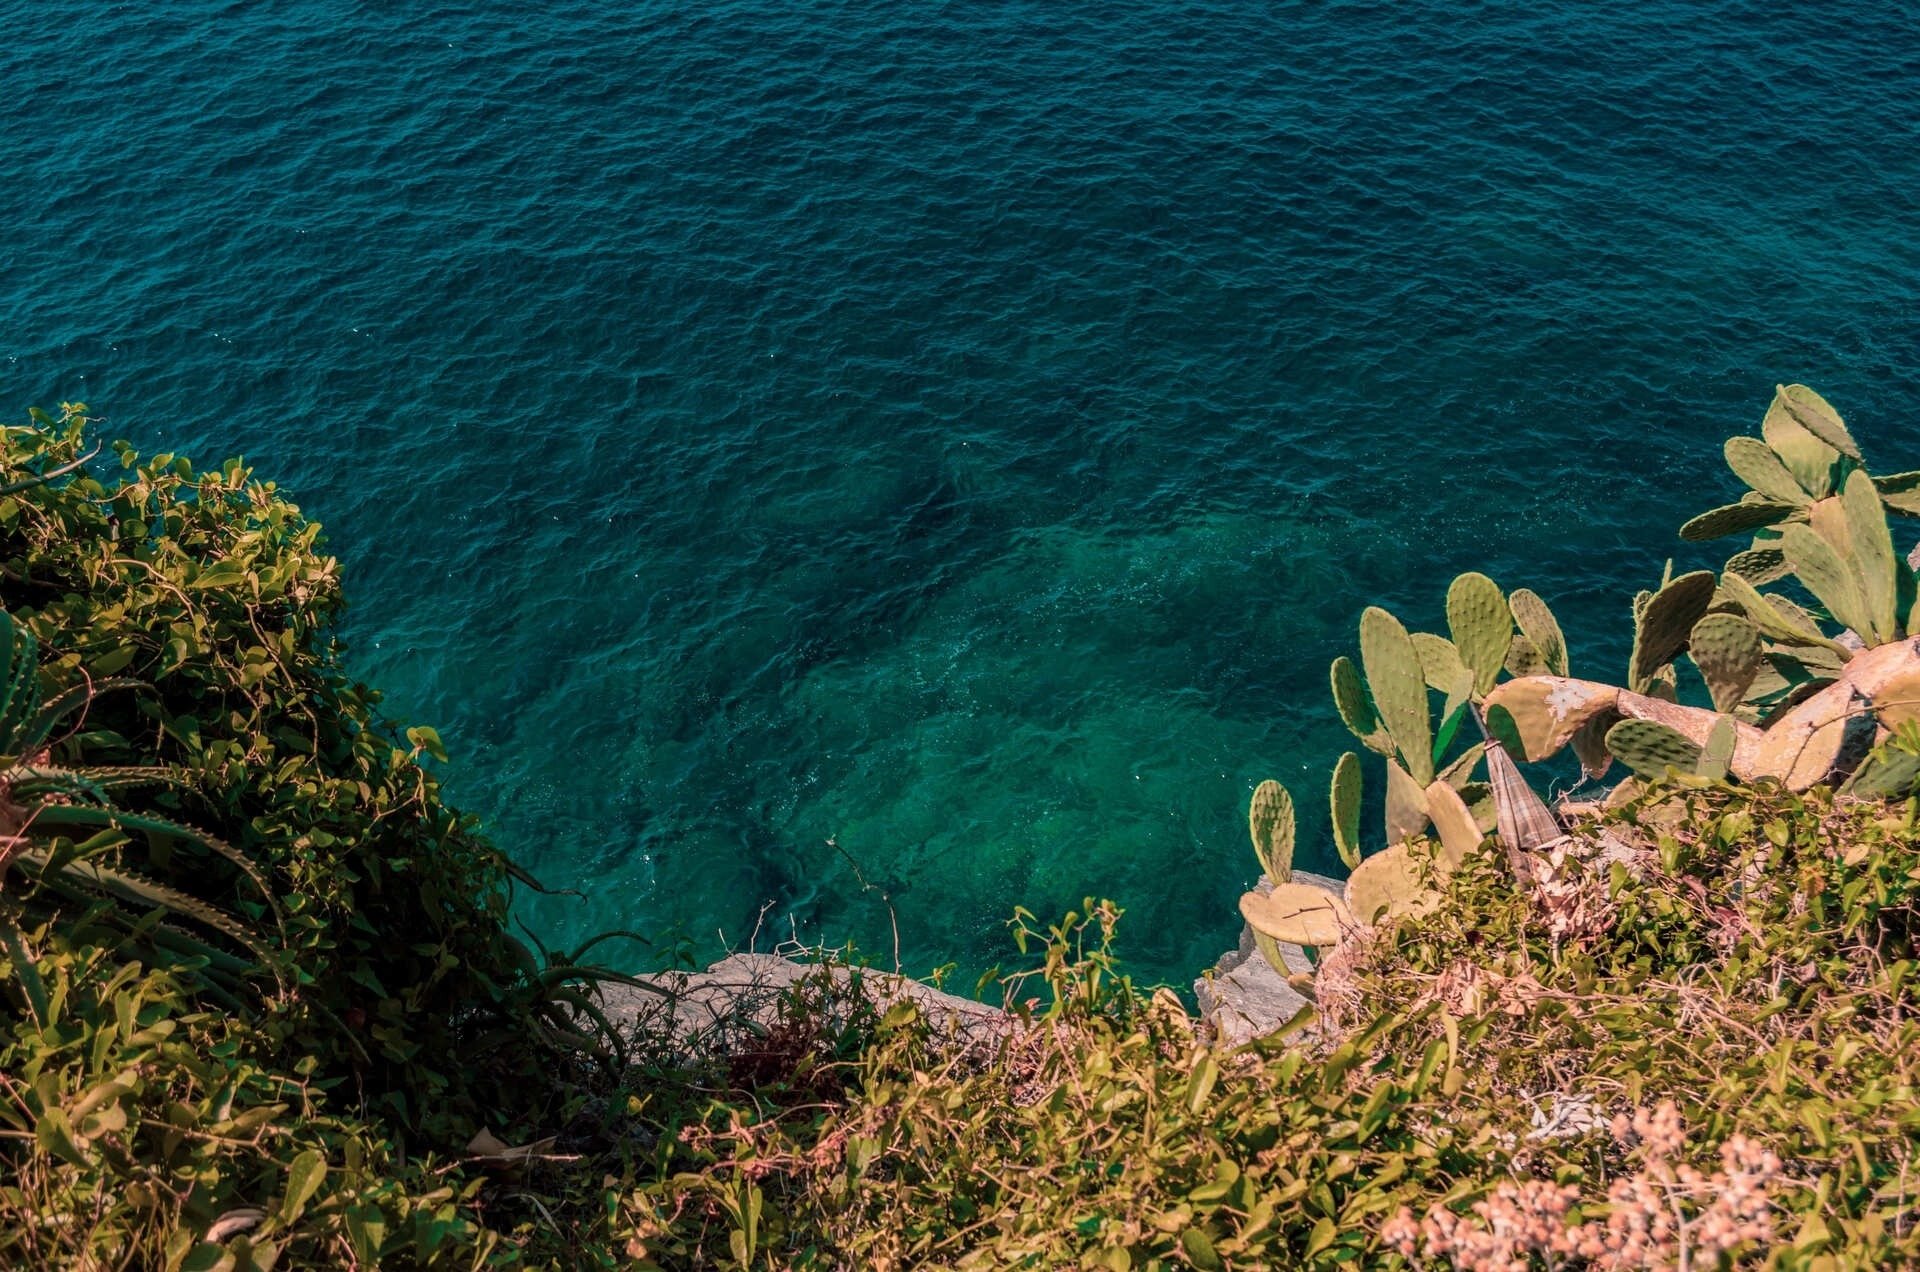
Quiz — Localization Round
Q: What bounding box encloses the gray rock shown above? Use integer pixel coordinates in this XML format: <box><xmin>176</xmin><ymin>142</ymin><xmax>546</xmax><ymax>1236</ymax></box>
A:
<box><xmin>1194</xmin><ymin>870</ymin><xmax>1342</xmax><ymax>1047</ymax></box>
<box><xmin>599</xmin><ymin>952</ymin><xmax>1009</xmax><ymax>1058</ymax></box>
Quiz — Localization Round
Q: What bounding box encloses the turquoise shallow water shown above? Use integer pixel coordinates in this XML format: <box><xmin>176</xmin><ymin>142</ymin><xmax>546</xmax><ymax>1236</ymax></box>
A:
<box><xmin>5</xmin><ymin>2</ymin><xmax>1920</xmax><ymax>985</ymax></box>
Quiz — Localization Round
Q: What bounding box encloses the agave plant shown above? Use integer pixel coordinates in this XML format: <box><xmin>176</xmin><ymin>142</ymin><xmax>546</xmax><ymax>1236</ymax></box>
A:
<box><xmin>1486</xmin><ymin>385</ymin><xmax>1920</xmax><ymax>798</ymax></box>
<box><xmin>0</xmin><ymin>606</ymin><xmax>281</xmax><ymax>1017</ymax></box>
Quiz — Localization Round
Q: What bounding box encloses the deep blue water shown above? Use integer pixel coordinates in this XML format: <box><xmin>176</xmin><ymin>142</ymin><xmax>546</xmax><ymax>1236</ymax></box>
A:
<box><xmin>5</xmin><ymin>1</ymin><xmax>1919</xmax><ymax>985</ymax></box>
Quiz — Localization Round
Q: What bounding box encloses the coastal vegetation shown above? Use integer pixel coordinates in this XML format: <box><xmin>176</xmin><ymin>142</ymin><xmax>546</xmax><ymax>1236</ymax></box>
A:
<box><xmin>6</xmin><ymin>388</ymin><xmax>1920</xmax><ymax>1268</ymax></box>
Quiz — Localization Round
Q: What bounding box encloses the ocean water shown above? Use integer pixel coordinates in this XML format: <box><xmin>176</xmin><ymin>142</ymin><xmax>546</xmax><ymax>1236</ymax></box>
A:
<box><xmin>5</xmin><ymin>2</ymin><xmax>1919</xmax><ymax>986</ymax></box>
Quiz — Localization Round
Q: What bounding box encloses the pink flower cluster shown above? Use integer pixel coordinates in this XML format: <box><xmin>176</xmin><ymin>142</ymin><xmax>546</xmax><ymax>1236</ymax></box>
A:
<box><xmin>1382</xmin><ymin>1101</ymin><xmax>1785</xmax><ymax>1271</ymax></box>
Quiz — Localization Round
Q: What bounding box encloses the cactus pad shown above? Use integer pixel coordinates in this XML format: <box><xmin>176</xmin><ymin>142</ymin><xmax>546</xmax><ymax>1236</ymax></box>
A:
<box><xmin>1872</xmin><ymin>666</ymin><xmax>1920</xmax><ymax>732</ymax></box>
<box><xmin>1481</xmin><ymin>676</ymin><xmax>1621</xmax><ymax>762</ymax></box>
<box><xmin>1248</xmin><ymin>779</ymin><xmax>1295</xmax><ymax>883</ymax></box>
<box><xmin>1384</xmin><ymin>756</ymin><xmax>1430</xmax><ymax>843</ymax></box>
<box><xmin>1342</xmin><ymin>844</ymin><xmax>1438</xmax><ymax>927</ymax></box>
<box><xmin>1507</xmin><ymin>588</ymin><xmax>1568</xmax><ymax>677</ymax></box>
<box><xmin>1330</xmin><ymin>655</ymin><xmax>1390</xmax><ymax>754</ymax></box>
<box><xmin>1240</xmin><ymin>884</ymin><xmax>1351</xmax><ymax>948</ymax></box>
<box><xmin>1698</xmin><ymin>716</ymin><xmax>1738</xmax><ymax>781</ymax></box>
<box><xmin>1841</xmin><ymin>468</ymin><xmax>1901</xmax><ymax>644</ymax></box>
<box><xmin>1359</xmin><ymin>606</ymin><xmax>1434</xmax><ymax>782</ymax></box>
<box><xmin>1774</xmin><ymin>382</ymin><xmax>1860</xmax><ymax>462</ymax></box>
<box><xmin>1782</xmin><ymin>523</ymin><xmax>1873</xmax><ymax>640</ymax></box>
<box><xmin>1872</xmin><ymin>469</ymin><xmax>1920</xmax><ymax>518</ymax></box>
<box><xmin>1446</xmin><ymin>572</ymin><xmax>1511</xmax><ymax>696</ymax></box>
<box><xmin>1688</xmin><ymin>612</ymin><xmax>1764</xmax><ymax>713</ymax></box>
<box><xmin>1629</xmin><ymin>570</ymin><xmax>1718</xmax><ymax>692</ymax></box>
<box><xmin>1329</xmin><ymin>751</ymin><xmax>1363</xmax><ymax>869</ymax></box>
<box><xmin>1724</xmin><ymin>546</ymin><xmax>1789</xmax><ymax>585</ymax></box>
<box><xmin>1724</xmin><ymin>436</ymin><xmax>1812</xmax><ymax>504</ymax></box>
<box><xmin>1679</xmin><ymin>499</ymin><xmax>1799</xmax><ymax>543</ymax></box>
<box><xmin>1603</xmin><ymin>719</ymin><xmax>1704</xmax><ymax>777</ymax></box>
<box><xmin>1424</xmin><ymin>779</ymin><xmax>1482</xmax><ymax>869</ymax></box>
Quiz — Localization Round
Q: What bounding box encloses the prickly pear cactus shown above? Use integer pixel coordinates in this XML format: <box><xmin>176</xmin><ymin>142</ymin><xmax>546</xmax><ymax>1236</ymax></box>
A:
<box><xmin>1507</xmin><ymin>588</ymin><xmax>1567</xmax><ymax>678</ymax></box>
<box><xmin>1628</xmin><ymin>571</ymin><xmax>1718</xmax><ymax>693</ymax></box>
<box><xmin>1687</xmin><ymin>612</ymin><xmax>1764</xmax><ymax>713</ymax></box>
<box><xmin>1329</xmin><ymin>752</ymin><xmax>1363</xmax><ymax>870</ymax></box>
<box><xmin>1330</xmin><ymin>655</ymin><xmax>1390</xmax><ymax>754</ymax></box>
<box><xmin>1359</xmin><ymin>606</ymin><xmax>1433</xmax><ymax>783</ymax></box>
<box><xmin>1446</xmin><ymin>572</ymin><xmax>1511</xmax><ymax>697</ymax></box>
<box><xmin>1239</xmin><ymin>883</ymin><xmax>1350</xmax><ymax>949</ymax></box>
<box><xmin>1247</xmin><ymin>779</ymin><xmax>1295</xmax><ymax>884</ymax></box>
<box><xmin>1603</xmin><ymin>718</ymin><xmax>1704</xmax><ymax>778</ymax></box>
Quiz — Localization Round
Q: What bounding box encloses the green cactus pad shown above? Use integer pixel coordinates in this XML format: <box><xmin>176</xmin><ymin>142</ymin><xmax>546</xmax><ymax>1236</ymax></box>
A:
<box><xmin>1872</xmin><ymin>666</ymin><xmax>1920</xmax><ymax>732</ymax></box>
<box><xmin>1436</xmin><ymin>742</ymin><xmax>1485</xmax><ymax>789</ymax></box>
<box><xmin>1248</xmin><ymin>779</ymin><xmax>1295</xmax><ymax>883</ymax></box>
<box><xmin>1240</xmin><ymin>884</ymin><xmax>1351</xmax><ymax>948</ymax></box>
<box><xmin>1506</xmin><ymin>588</ymin><xmax>1568</xmax><ymax>677</ymax></box>
<box><xmin>1719</xmin><ymin>573</ymin><xmax>1836</xmax><ymax>650</ymax></box>
<box><xmin>1504</xmin><ymin>634</ymin><xmax>1550</xmax><ymax>677</ymax></box>
<box><xmin>1359</xmin><ymin>606</ymin><xmax>1434</xmax><ymax>783</ymax></box>
<box><xmin>1872</xmin><ymin>469</ymin><xmax>1920</xmax><ymax>518</ymax></box>
<box><xmin>1762</xmin><ymin>387</ymin><xmax>1843</xmax><ymax>498</ymax></box>
<box><xmin>1774</xmin><ymin>382</ymin><xmax>1860</xmax><ymax>462</ymax></box>
<box><xmin>1679</xmin><ymin>499</ymin><xmax>1800</xmax><ymax>543</ymax></box>
<box><xmin>1688</xmin><ymin>612</ymin><xmax>1764</xmax><ymax>713</ymax></box>
<box><xmin>1629</xmin><ymin>570</ymin><xmax>1718</xmax><ymax>692</ymax></box>
<box><xmin>1782</xmin><ymin>523</ymin><xmax>1874</xmax><ymax>640</ymax></box>
<box><xmin>1844</xmin><ymin>745</ymin><xmax>1920</xmax><ymax>798</ymax></box>
<box><xmin>1603</xmin><ymin>718</ymin><xmax>1704</xmax><ymax>778</ymax></box>
<box><xmin>1697</xmin><ymin>716</ymin><xmax>1738</xmax><ymax>781</ymax></box>
<box><xmin>1446</xmin><ymin>573</ymin><xmax>1511</xmax><ymax>697</ymax></box>
<box><xmin>1343</xmin><ymin>844</ymin><xmax>1438</xmax><ymax>927</ymax></box>
<box><xmin>1383</xmin><ymin>757</ymin><xmax>1431</xmax><ymax>843</ymax></box>
<box><xmin>1724</xmin><ymin>546</ymin><xmax>1789</xmax><ymax>585</ymax></box>
<box><xmin>1329</xmin><ymin>752</ymin><xmax>1363</xmax><ymax>869</ymax></box>
<box><xmin>1424</xmin><ymin>779</ymin><xmax>1482</xmax><ymax>869</ymax></box>
<box><xmin>1329</xmin><ymin>655</ymin><xmax>1390</xmax><ymax>754</ymax></box>
<box><xmin>1841</xmin><ymin>468</ymin><xmax>1901</xmax><ymax>644</ymax></box>
<box><xmin>1724</xmin><ymin>436</ymin><xmax>1813</xmax><ymax>504</ymax></box>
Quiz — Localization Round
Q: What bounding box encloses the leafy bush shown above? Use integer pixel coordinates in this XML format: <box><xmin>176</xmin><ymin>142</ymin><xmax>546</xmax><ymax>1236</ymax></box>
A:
<box><xmin>0</xmin><ymin>404</ymin><xmax>622</xmax><ymax>1267</ymax></box>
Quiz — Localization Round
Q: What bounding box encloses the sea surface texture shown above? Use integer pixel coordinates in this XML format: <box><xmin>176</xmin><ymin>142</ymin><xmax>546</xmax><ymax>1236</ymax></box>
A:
<box><xmin>5</xmin><ymin>2</ymin><xmax>1919</xmax><ymax>985</ymax></box>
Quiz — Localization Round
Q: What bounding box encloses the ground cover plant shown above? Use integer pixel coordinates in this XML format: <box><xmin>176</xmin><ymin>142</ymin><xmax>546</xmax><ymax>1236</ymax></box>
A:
<box><xmin>6</xmin><ymin>387</ymin><xmax>1920</xmax><ymax>1269</ymax></box>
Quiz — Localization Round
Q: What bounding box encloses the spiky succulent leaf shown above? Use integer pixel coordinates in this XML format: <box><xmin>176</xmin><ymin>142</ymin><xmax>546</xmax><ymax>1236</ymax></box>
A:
<box><xmin>1359</xmin><ymin>606</ymin><xmax>1433</xmax><ymax>783</ymax></box>
<box><xmin>1688</xmin><ymin>612</ymin><xmax>1765</xmax><ymax>713</ymax></box>
<box><xmin>1437</xmin><ymin>742</ymin><xmax>1485</xmax><ymax>789</ymax></box>
<box><xmin>1629</xmin><ymin>570</ymin><xmax>1718</xmax><ymax>693</ymax></box>
<box><xmin>1445</xmin><ymin>573</ymin><xmax>1510</xmax><ymax>697</ymax></box>
<box><xmin>1247</xmin><ymin>779</ymin><xmax>1295</xmax><ymax>883</ymax></box>
<box><xmin>1329</xmin><ymin>752</ymin><xmax>1363</xmax><ymax>869</ymax></box>
<box><xmin>1506</xmin><ymin>588</ymin><xmax>1567</xmax><ymax>678</ymax></box>
<box><xmin>1604</xmin><ymin>719</ymin><xmax>1703</xmax><ymax>778</ymax></box>
<box><xmin>1724</xmin><ymin>436</ymin><xmax>1812</xmax><ymax>504</ymax></box>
